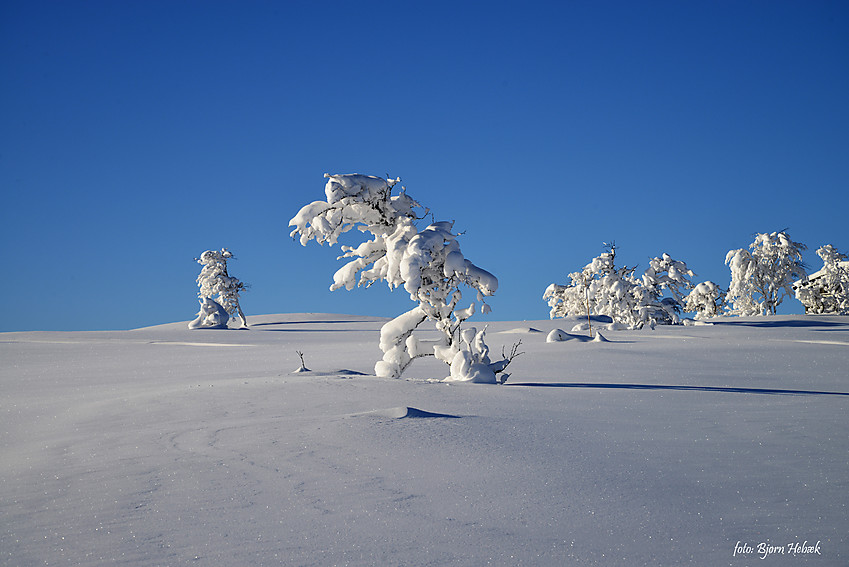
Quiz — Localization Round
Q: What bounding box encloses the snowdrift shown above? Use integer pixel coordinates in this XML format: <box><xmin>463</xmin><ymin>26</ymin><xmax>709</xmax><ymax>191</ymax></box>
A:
<box><xmin>2</xmin><ymin>313</ymin><xmax>848</xmax><ymax>565</ymax></box>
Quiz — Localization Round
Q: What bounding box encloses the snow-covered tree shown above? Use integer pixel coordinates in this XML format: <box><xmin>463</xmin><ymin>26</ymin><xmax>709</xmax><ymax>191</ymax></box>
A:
<box><xmin>544</xmin><ymin>245</ymin><xmax>694</xmax><ymax>329</ymax></box>
<box><xmin>545</xmin><ymin>247</ymin><xmax>641</xmax><ymax>329</ymax></box>
<box><xmin>194</xmin><ymin>248</ymin><xmax>248</xmax><ymax>327</ymax></box>
<box><xmin>725</xmin><ymin>231</ymin><xmax>807</xmax><ymax>316</ymax></box>
<box><xmin>683</xmin><ymin>281</ymin><xmax>724</xmax><ymax>320</ymax></box>
<box><xmin>290</xmin><ymin>173</ymin><xmax>514</xmax><ymax>382</ymax></box>
<box><xmin>795</xmin><ymin>244</ymin><xmax>849</xmax><ymax>314</ymax></box>
<box><xmin>590</xmin><ymin>261</ymin><xmax>651</xmax><ymax>329</ymax></box>
<box><xmin>641</xmin><ymin>253</ymin><xmax>695</xmax><ymax>324</ymax></box>
<box><xmin>543</xmin><ymin>274</ymin><xmax>591</xmax><ymax>321</ymax></box>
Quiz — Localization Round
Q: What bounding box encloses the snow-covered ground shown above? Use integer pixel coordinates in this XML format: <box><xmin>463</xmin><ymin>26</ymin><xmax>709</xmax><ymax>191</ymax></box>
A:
<box><xmin>2</xmin><ymin>313</ymin><xmax>847</xmax><ymax>566</ymax></box>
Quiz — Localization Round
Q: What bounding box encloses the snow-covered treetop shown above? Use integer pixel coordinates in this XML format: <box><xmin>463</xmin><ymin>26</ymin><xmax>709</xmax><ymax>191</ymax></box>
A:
<box><xmin>642</xmin><ymin>253</ymin><xmax>695</xmax><ymax>303</ymax></box>
<box><xmin>684</xmin><ymin>280</ymin><xmax>724</xmax><ymax>320</ymax></box>
<box><xmin>196</xmin><ymin>248</ymin><xmax>242</xmax><ymax>298</ymax></box>
<box><xmin>289</xmin><ymin>174</ymin><xmax>424</xmax><ymax>247</ymax></box>
<box><xmin>585</xmin><ymin>251</ymin><xmax>616</xmax><ymax>275</ymax></box>
<box><xmin>289</xmin><ymin>174</ymin><xmax>496</xmax><ymax>315</ymax></box>
<box><xmin>815</xmin><ymin>244</ymin><xmax>848</xmax><ymax>269</ymax></box>
<box><xmin>799</xmin><ymin>245</ymin><xmax>849</xmax><ymax>284</ymax></box>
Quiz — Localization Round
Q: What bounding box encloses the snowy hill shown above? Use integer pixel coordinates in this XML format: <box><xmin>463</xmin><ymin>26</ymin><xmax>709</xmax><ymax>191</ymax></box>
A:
<box><xmin>2</xmin><ymin>314</ymin><xmax>848</xmax><ymax>565</ymax></box>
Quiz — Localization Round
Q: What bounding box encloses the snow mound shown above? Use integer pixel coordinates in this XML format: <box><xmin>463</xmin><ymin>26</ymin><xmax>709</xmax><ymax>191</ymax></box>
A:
<box><xmin>593</xmin><ymin>332</ymin><xmax>610</xmax><ymax>343</ymax></box>
<box><xmin>547</xmin><ymin>329</ymin><xmax>594</xmax><ymax>343</ymax></box>
<box><xmin>546</xmin><ymin>329</ymin><xmax>569</xmax><ymax>342</ymax></box>
<box><xmin>352</xmin><ymin>407</ymin><xmax>461</xmax><ymax>419</ymax></box>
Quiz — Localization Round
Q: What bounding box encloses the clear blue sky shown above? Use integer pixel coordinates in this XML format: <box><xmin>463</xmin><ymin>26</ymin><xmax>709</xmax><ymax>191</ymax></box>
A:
<box><xmin>2</xmin><ymin>0</ymin><xmax>847</xmax><ymax>331</ymax></box>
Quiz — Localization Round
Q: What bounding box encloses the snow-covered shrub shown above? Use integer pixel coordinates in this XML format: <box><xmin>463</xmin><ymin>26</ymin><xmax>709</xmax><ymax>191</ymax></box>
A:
<box><xmin>188</xmin><ymin>297</ymin><xmax>230</xmax><ymax>329</ymax></box>
<box><xmin>795</xmin><ymin>244</ymin><xmax>849</xmax><ymax>314</ymax></box>
<box><xmin>290</xmin><ymin>173</ymin><xmax>514</xmax><ymax>381</ymax></box>
<box><xmin>544</xmin><ymin>245</ymin><xmax>694</xmax><ymax>329</ymax></box>
<box><xmin>194</xmin><ymin>248</ymin><xmax>248</xmax><ymax>327</ymax></box>
<box><xmin>445</xmin><ymin>327</ymin><xmax>499</xmax><ymax>384</ymax></box>
<box><xmin>683</xmin><ymin>281</ymin><xmax>724</xmax><ymax>320</ymax></box>
<box><xmin>725</xmin><ymin>231</ymin><xmax>807</xmax><ymax>316</ymax></box>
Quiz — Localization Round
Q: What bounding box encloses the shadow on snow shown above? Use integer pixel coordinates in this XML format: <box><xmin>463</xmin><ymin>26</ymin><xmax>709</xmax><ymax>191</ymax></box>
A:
<box><xmin>507</xmin><ymin>382</ymin><xmax>849</xmax><ymax>397</ymax></box>
<box><xmin>711</xmin><ymin>319</ymin><xmax>849</xmax><ymax>329</ymax></box>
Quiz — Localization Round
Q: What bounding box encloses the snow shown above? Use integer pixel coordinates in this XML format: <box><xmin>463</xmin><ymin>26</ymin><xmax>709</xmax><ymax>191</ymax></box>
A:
<box><xmin>2</xmin><ymin>312</ymin><xmax>848</xmax><ymax>565</ymax></box>
<box><xmin>187</xmin><ymin>297</ymin><xmax>229</xmax><ymax>329</ymax></box>
<box><xmin>546</xmin><ymin>328</ymin><xmax>571</xmax><ymax>342</ymax></box>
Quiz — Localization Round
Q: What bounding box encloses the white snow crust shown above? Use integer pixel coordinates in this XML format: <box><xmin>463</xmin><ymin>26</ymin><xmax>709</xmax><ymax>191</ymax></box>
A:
<box><xmin>2</xmin><ymin>313</ymin><xmax>848</xmax><ymax>565</ymax></box>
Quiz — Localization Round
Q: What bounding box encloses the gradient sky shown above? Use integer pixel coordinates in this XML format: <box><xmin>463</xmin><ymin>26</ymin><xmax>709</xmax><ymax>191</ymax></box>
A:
<box><xmin>2</xmin><ymin>0</ymin><xmax>848</xmax><ymax>331</ymax></box>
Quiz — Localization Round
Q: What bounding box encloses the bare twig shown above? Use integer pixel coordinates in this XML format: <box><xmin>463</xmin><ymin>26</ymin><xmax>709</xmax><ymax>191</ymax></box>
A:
<box><xmin>495</xmin><ymin>339</ymin><xmax>525</xmax><ymax>384</ymax></box>
<box><xmin>295</xmin><ymin>350</ymin><xmax>310</xmax><ymax>372</ymax></box>
<box><xmin>502</xmin><ymin>339</ymin><xmax>525</xmax><ymax>363</ymax></box>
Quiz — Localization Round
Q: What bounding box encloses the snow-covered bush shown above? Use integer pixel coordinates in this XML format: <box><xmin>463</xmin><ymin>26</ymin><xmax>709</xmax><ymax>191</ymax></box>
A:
<box><xmin>194</xmin><ymin>248</ymin><xmax>248</xmax><ymax>328</ymax></box>
<box><xmin>683</xmin><ymin>281</ymin><xmax>724</xmax><ymax>320</ymax></box>
<box><xmin>544</xmin><ymin>245</ymin><xmax>694</xmax><ymax>329</ymax></box>
<box><xmin>725</xmin><ymin>231</ymin><xmax>807</xmax><ymax>316</ymax></box>
<box><xmin>290</xmin><ymin>173</ymin><xmax>514</xmax><ymax>382</ymax></box>
<box><xmin>445</xmin><ymin>327</ymin><xmax>504</xmax><ymax>384</ymax></box>
<box><xmin>795</xmin><ymin>244</ymin><xmax>849</xmax><ymax>314</ymax></box>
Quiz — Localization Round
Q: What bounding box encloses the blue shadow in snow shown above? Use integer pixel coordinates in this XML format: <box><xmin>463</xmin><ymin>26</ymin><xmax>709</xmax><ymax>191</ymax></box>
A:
<box><xmin>710</xmin><ymin>319</ymin><xmax>849</xmax><ymax>329</ymax></box>
<box><xmin>506</xmin><ymin>382</ymin><xmax>849</xmax><ymax>397</ymax></box>
<box><xmin>251</xmin><ymin>319</ymin><xmax>381</xmax><ymax>327</ymax></box>
<box><xmin>403</xmin><ymin>407</ymin><xmax>463</xmax><ymax>419</ymax></box>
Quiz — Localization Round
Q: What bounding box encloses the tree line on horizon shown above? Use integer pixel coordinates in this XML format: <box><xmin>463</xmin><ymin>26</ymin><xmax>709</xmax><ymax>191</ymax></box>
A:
<box><xmin>187</xmin><ymin>174</ymin><xmax>849</xmax><ymax>380</ymax></box>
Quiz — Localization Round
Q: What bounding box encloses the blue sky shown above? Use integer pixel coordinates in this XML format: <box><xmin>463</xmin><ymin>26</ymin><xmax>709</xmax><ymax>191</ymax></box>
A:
<box><xmin>2</xmin><ymin>0</ymin><xmax>847</xmax><ymax>331</ymax></box>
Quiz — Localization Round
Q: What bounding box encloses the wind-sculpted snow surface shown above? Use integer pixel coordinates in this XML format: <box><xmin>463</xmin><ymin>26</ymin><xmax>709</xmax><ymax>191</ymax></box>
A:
<box><xmin>290</xmin><ymin>174</ymin><xmax>506</xmax><ymax>381</ymax></box>
<box><xmin>2</xmin><ymin>313</ymin><xmax>848</xmax><ymax>565</ymax></box>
